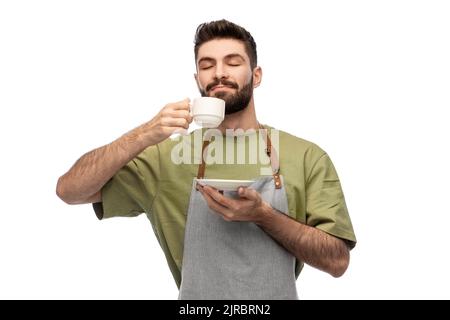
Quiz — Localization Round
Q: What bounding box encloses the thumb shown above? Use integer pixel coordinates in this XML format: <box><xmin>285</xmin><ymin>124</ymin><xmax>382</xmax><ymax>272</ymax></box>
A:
<box><xmin>238</xmin><ymin>187</ymin><xmax>258</xmax><ymax>200</ymax></box>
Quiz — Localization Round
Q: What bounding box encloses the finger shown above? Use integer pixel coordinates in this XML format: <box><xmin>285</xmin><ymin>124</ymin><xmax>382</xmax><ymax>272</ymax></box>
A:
<box><xmin>238</xmin><ymin>187</ymin><xmax>259</xmax><ymax>200</ymax></box>
<box><xmin>161</xmin><ymin>117</ymin><xmax>189</xmax><ymax>129</ymax></box>
<box><xmin>200</xmin><ymin>189</ymin><xmax>223</xmax><ymax>212</ymax></box>
<box><xmin>170</xmin><ymin>98</ymin><xmax>191</xmax><ymax>110</ymax></box>
<box><xmin>199</xmin><ymin>187</ymin><xmax>233</xmax><ymax>218</ymax></box>
<box><xmin>200</xmin><ymin>187</ymin><xmax>235</xmax><ymax>219</ymax></box>
<box><xmin>169</xmin><ymin>127</ymin><xmax>189</xmax><ymax>136</ymax></box>
<box><xmin>203</xmin><ymin>186</ymin><xmax>236</xmax><ymax>209</ymax></box>
<box><xmin>165</xmin><ymin>109</ymin><xmax>193</xmax><ymax>123</ymax></box>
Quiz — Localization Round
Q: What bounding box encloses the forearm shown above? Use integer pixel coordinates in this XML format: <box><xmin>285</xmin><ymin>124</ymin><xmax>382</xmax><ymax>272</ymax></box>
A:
<box><xmin>57</xmin><ymin>98</ymin><xmax>192</xmax><ymax>205</ymax></box>
<box><xmin>256</xmin><ymin>204</ymin><xmax>350</xmax><ymax>277</ymax></box>
<box><xmin>56</xmin><ymin>125</ymin><xmax>150</xmax><ymax>204</ymax></box>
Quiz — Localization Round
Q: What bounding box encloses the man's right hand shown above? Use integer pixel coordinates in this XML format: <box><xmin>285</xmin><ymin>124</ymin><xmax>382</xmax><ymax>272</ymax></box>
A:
<box><xmin>139</xmin><ymin>98</ymin><xmax>193</xmax><ymax>147</ymax></box>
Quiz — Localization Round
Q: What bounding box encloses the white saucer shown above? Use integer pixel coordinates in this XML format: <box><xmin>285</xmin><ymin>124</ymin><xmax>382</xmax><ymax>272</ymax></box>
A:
<box><xmin>196</xmin><ymin>178</ymin><xmax>255</xmax><ymax>191</ymax></box>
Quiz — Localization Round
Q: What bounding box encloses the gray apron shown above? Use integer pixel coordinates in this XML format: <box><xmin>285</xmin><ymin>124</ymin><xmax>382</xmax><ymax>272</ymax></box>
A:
<box><xmin>178</xmin><ymin>128</ymin><xmax>298</xmax><ymax>300</ymax></box>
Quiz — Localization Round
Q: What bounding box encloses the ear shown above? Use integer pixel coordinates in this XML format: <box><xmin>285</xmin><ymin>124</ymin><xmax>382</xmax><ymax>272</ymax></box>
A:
<box><xmin>252</xmin><ymin>66</ymin><xmax>262</xmax><ymax>88</ymax></box>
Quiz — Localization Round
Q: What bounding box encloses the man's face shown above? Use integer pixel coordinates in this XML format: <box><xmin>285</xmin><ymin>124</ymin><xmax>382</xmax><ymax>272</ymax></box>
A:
<box><xmin>195</xmin><ymin>39</ymin><xmax>259</xmax><ymax>115</ymax></box>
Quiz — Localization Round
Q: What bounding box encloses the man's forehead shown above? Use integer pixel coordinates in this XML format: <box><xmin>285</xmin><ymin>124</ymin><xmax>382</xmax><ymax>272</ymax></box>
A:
<box><xmin>197</xmin><ymin>38</ymin><xmax>248</xmax><ymax>62</ymax></box>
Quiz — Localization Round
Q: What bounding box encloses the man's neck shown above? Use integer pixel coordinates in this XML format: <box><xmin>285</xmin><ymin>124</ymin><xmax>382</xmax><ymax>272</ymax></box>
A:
<box><xmin>217</xmin><ymin>97</ymin><xmax>259</xmax><ymax>133</ymax></box>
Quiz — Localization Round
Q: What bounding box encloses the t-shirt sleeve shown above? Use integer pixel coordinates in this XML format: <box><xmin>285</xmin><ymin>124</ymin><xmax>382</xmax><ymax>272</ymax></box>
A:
<box><xmin>305</xmin><ymin>152</ymin><xmax>356</xmax><ymax>249</ymax></box>
<box><xmin>93</xmin><ymin>145</ymin><xmax>160</xmax><ymax>220</ymax></box>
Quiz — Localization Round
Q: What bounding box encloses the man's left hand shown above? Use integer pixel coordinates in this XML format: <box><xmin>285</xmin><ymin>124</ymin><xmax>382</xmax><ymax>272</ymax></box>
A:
<box><xmin>198</xmin><ymin>184</ymin><xmax>271</xmax><ymax>223</ymax></box>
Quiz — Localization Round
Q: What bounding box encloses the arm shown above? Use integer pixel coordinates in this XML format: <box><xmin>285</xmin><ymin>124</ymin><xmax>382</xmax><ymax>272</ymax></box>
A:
<box><xmin>56</xmin><ymin>98</ymin><xmax>192</xmax><ymax>205</ymax></box>
<box><xmin>198</xmin><ymin>185</ymin><xmax>350</xmax><ymax>278</ymax></box>
<box><xmin>256</xmin><ymin>203</ymin><xmax>350</xmax><ymax>278</ymax></box>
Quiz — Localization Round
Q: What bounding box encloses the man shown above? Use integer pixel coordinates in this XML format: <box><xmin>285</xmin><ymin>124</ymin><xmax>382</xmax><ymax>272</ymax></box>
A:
<box><xmin>57</xmin><ymin>19</ymin><xmax>356</xmax><ymax>299</ymax></box>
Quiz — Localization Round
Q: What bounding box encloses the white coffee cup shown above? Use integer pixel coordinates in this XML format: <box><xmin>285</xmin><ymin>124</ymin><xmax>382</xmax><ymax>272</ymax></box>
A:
<box><xmin>191</xmin><ymin>97</ymin><xmax>225</xmax><ymax>128</ymax></box>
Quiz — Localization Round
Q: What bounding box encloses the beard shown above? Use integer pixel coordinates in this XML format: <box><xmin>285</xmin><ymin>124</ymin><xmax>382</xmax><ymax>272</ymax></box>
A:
<box><xmin>200</xmin><ymin>78</ymin><xmax>254</xmax><ymax>115</ymax></box>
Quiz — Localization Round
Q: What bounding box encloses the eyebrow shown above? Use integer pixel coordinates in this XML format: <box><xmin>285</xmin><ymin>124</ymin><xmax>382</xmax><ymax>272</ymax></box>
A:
<box><xmin>197</xmin><ymin>53</ymin><xmax>246</xmax><ymax>65</ymax></box>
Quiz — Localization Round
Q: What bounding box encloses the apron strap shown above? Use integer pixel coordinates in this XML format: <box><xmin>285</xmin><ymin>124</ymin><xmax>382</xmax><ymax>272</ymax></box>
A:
<box><xmin>197</xmin><ymin>139</ymin><xmax>211</xmax><ymax>180</ymax></box>
<box><xmin>260</xmin><ymin>124</ymin><xmax>282</xmax><ymax>189</ymax></box>
<box><xmin>196</xmin><ymin>124</ymin><xmax>282</xmax><ymax>189</ymax></box>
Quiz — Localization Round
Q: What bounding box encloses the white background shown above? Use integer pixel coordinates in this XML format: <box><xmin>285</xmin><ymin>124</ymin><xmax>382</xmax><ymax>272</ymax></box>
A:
<box><xmin>1</xmin><ymin>0</ymin><xmax>449</xmax><ymax>299</ymax></box>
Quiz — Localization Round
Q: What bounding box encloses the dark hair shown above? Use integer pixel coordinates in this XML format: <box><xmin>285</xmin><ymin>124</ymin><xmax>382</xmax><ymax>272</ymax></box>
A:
<box><xmin>194</xmin><ymin>19</ymin><xmax>257</xmax><ymax>69</ymax></box>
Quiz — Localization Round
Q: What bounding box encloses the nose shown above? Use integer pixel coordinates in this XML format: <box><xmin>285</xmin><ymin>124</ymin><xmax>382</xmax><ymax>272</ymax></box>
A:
<box><xmin>214</xmin><ymin>62</ymin><xmax>228</xmax><ymax>80</ymax></box>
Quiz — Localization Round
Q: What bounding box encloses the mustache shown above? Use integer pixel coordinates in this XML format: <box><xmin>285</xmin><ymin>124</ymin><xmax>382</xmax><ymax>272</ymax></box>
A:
<box><xmin>206</xmin><ymin>79</ymin><xmax>239</xmax><ymax>92</ymax></box>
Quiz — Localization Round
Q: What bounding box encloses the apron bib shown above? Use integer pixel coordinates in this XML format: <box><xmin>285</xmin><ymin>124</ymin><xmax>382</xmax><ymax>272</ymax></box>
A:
<box><xmin>178</xmin><ymin>126</ymin><xmax>298</xmax><ymax>300</ymax></box>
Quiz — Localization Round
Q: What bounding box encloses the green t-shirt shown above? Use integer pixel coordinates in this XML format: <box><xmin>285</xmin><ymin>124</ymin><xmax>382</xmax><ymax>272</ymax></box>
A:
<box><xmin>95</xmin><ymin>125</ymin><xmax>356</xmax><ymax>288</ymax></box>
